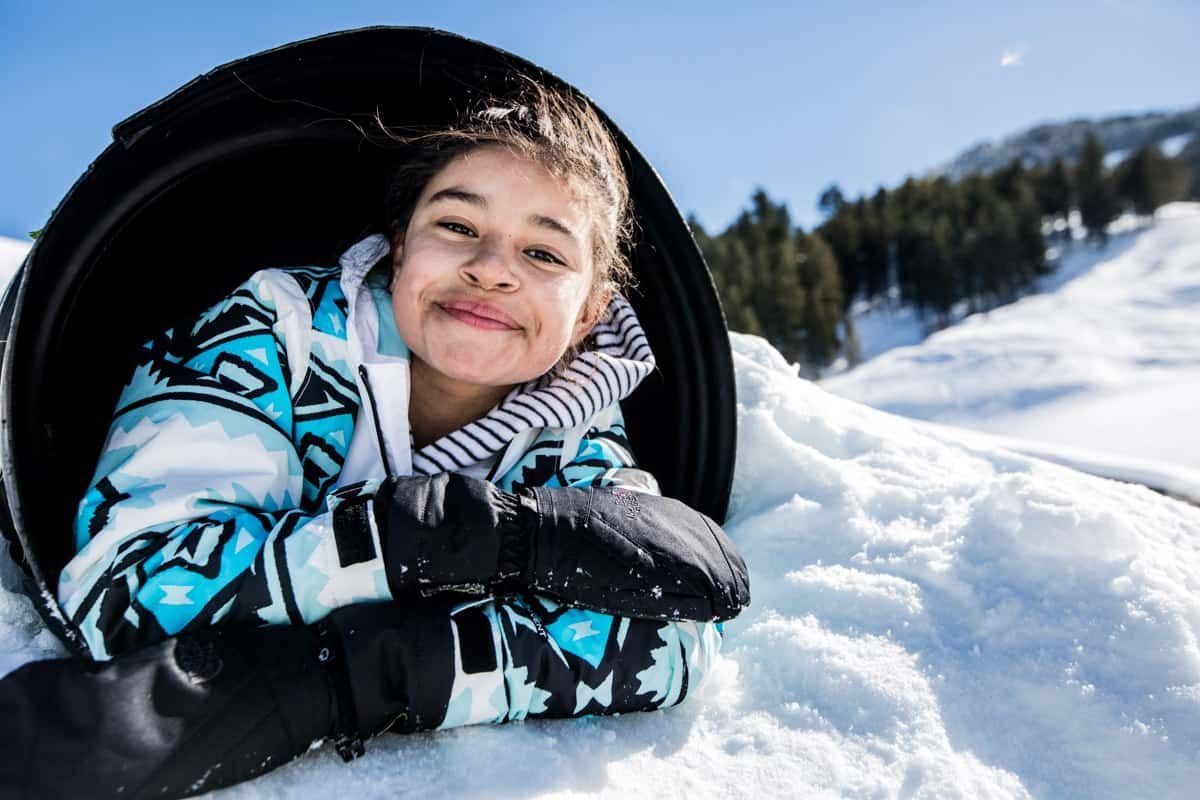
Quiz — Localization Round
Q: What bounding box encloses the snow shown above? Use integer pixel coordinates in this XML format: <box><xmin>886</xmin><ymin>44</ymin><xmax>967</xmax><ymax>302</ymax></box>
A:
<box><xmin>4</xmin><ymin>228</ymin><xmax>1200</xmax><ymax>797</ymax></box>
<box><xmin>842</xmin><ymin>293</ymin><xmax>928</xmax><ymax>363</ymax></box>
<box><xmin>1103</xmin><ymin>148</ymin><xmax>1129</xmax><ymax>169</ymax></box>
<box><xmin>1100</xmin><ymin>132</ymin><xmax>1191</xmax><ymax>169</ymax></box>
<box><xmin>825</xmin><ymin>202</ymin><xmax>1200</xmax><ymax>500</ymax></box>
<box><xmin>916</xmin><ymin>421</ymin><xmax>1200</xmax><ymax>509</ymax></box>
<box><xmin>1160</xmin><ymin>133</ymin><xmax>1194</xmax><ymax>158</ymax></box>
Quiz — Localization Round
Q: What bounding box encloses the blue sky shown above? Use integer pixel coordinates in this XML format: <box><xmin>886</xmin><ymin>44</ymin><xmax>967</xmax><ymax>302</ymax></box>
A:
<box><xmin>2</xmin><ymin>1</ymin><xmax>1198</xmax><ymax>241</ymax></box>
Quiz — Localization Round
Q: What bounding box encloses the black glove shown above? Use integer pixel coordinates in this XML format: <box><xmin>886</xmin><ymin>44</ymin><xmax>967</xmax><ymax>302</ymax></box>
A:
<box><xmin>0</xmin><ymin>622</ymin><xmax>335</xmax><ymax>799</ymax></box>
<box><xmin>343</xmin><ymin>473</ymin><xmax>750</xmax><ymax>622</ymax></box>
<box><xmin>0</xmin><ymin>598</ymin><xmax>458</xmax><ymax>800</ymax></box>
<box><xmin>371</xmin><ymin>472</ymin><xmax>538</xmax><ymax>595</ymax></box>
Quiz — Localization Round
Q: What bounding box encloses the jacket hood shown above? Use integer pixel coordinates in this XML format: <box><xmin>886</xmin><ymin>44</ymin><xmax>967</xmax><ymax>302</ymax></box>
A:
<box><xmin>336</xmin><ymin>234</ymin><xmax>658</xmax><ymax>475</ymax></box>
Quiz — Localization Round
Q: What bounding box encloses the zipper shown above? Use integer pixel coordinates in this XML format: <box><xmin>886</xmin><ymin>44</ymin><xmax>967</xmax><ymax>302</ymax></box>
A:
<box><xmin>357</xmin><ymin>365</ymin><xmax>396</xmax><ymax>481</ymax></box>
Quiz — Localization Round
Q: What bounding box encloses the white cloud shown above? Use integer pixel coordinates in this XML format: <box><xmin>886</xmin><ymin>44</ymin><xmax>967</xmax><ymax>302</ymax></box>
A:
<box><xmin>1000</xmin><ymin>45</ymin><xmax>1028</xmax><ymax>67</ymax></box>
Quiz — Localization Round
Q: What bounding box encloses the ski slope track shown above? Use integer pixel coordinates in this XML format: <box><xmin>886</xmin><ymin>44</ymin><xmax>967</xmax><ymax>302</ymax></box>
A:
<box><xmin>826</xmin><ymin>202</ymin><xmax>1200</xmax><ymax>504</ymax></box>
<box><xmin>3</xmin><ymin>237</ymin><xmax>1200</xmax><ymax>798</ymax></box>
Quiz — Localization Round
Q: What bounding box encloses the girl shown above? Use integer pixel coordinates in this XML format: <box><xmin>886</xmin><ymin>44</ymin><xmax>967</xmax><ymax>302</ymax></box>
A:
<box><xmin>0</xmin><ymin>75</ymin><xmax>749</xmax><ymax>798</ymax></box>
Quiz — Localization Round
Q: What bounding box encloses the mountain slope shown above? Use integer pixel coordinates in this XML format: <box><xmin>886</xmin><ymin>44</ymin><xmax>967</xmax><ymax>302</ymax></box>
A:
<box><xmin>940</xmin><ymin>105</ymin><xmax>1200</xmax><ymax>178</ymax></box>
<box><xmin>824</xmin><ymin>202</ymin><xmax>1200</xmax><ymax>500</ymax></box>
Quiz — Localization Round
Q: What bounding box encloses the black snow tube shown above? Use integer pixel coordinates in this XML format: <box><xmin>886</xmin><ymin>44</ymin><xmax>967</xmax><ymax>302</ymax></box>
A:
<box><xmin>0</xmin><ymin>26</ymin><xmax>736</xmax><ymax>658</ymax></box>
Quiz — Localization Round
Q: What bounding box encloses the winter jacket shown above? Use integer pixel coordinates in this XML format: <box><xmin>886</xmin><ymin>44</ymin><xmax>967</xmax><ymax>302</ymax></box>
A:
<box><xmin>57</xmin><ymin>234</ymin><xmax>745</xmax><ymax>730</ymax></box>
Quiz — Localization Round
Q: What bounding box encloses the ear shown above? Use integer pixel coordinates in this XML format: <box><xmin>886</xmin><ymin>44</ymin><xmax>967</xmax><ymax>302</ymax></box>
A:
<box><xmin>390</xmin><ymin>228</ymin><xmax>406</xmax><ymax>257</ymax></box>
<box><xmin>570</xmin><ymin>286</ymin><xmax>613</xmax><ymax>347</ymax></box>
<box><xmin>388</xmin><ymin>230</ymin><xmax>405</xmax><ymax>285</ymax></box>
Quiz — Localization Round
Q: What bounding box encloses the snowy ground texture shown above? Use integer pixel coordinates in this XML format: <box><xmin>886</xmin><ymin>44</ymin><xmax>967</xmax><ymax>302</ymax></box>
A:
<box><xmin>825</xmin><ymin>203</ymin><xmax>1200</xmax><ymax>502</ymax></box>
<box><xmin>4</xmin><ymin>236</ymin><xmax>1200</xmax><ymax>798</ymax></box>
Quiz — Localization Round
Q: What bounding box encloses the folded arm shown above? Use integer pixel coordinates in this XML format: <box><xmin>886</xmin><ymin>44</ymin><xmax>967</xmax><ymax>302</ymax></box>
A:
<box><xmin>336</xmin><ymin>419</ymin><xmax>750</xmax><ymax>732</ymax></box>
<box><xmin>350</xmin><ymin>470</ymin><xmax>749</xmax><ymax>622</ymax></box>
<box><xmin>59</xmin><ymin>267</ymin><xmax>386</xmax><ymax>660</ymax></box>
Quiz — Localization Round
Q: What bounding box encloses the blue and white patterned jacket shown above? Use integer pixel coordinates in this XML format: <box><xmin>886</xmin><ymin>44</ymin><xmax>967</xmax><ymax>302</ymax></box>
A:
<box><xmin>58</xmin><ymin>234</ymin><xmax>723</xmax><ymax>729</ymax></box>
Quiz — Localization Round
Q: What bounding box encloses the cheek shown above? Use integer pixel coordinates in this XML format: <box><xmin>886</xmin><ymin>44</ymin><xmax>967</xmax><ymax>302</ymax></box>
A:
<box><xmin>543</xmin><ymin>277</ymin><xmax>591</xmax><ymax>328</ymax></box>
<box><xmin>389</xmin><ymin>251</ymin><xmax>438</xmax><ymax>311</ymax></box>
<box><xmin>389</xmin><ymin>273</ymin><xmax>425</xmax><ymax>338</ymax></box>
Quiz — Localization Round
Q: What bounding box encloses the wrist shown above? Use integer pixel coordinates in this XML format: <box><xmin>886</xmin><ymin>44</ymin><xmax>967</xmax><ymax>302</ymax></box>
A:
<box><xmin>493</xmin><ymin>488</ymin><xmax>537</xmax><ymax>586</ymax></box>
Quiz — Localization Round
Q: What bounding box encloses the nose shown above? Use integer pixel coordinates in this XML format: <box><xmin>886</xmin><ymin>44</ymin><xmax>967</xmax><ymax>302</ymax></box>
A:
<box><xmin>460</xmin><ymin>237</ymin><xmax>520</xmax><ymax>291</ymax></box>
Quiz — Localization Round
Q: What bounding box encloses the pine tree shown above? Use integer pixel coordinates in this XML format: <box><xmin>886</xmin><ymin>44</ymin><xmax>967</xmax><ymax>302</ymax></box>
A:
<box><xmin>817</xmin><ymin>203</ymin><xmax>861</xmax><ymax>309</ymax></box>
<box><xmin>795</xmin><ymin>231</ymin><xmax>844</xmax><ymax>370</ymax></box>
<box><xmin>1116</xmin><ymin>144</ymin><xmax>1193</xmax><ymax>216</ymax></box>
<box><xmin>817</xmin><ymin>184</ymin><xmax>846</xmax><ymax>219</ymax></box>
<box><xmin>1178</xmin><ymin>136</ymin><xmax>1200</xmax><ymax>200</ymax></box>
<box><xmin>859</xmin><ymin>189</ymin><xmax>893</xmax><ymax>300</ymax></box>
<box><xmin>1036</xmin><ymin>157</ymin><xmax>1072</xmax><ymax>231</ymax></box>
<box><xmin>692</xmin><ymin>191</ymin><xmax>847</xmax><ymax>372</ymax></box>
<box><xmin>1014</xmin><ymin>184</ymin><xmax>1051</xmax><ymax>280</ymax></box>
<box><xmin>690</xmin><ymin>216</ymin><xmax>761</xmax><ymax>338</ymax></box>
<box><xmin>899</xmin><ymin>213</ymin><xmax>958</xmax><ymax>324</ymax></box>
<box><xmin>1076</xmin><ymin>132</ymin><xmax>1119</xmax><ymax>243</ymax></box>
<box><xmin>991</xmin><ymin>157</ymin><xmax>1029</xmax><ymax>199</ymax></box>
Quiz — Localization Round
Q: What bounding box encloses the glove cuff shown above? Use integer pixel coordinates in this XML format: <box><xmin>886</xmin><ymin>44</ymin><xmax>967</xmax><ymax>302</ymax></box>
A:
<box><xmin>493</xmin><ymin>489</ymin><xmax>537</xmax><ymax>585</ymax></box>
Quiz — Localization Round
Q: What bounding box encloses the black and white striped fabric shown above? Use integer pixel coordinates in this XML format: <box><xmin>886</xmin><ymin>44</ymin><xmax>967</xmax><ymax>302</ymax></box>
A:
<box><xmin>410</xmin><ymin>295</ymin><xmax>657</xmax><ymax>475</ymax></box>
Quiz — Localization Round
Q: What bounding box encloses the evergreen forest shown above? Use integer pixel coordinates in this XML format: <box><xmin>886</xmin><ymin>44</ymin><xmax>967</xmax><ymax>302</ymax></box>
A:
<box><xmin>688</xmin><ymin>132</ymin><xmax>1197</xmax><ymax>376</ymax></box>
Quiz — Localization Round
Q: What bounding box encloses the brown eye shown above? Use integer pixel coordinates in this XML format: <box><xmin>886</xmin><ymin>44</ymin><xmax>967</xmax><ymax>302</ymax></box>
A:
<box><xmin>527</xmin><ymin>249</ymin><xmax>563</xmax><ymax>265</ymax></box>
<box><xmin>440</xmin><ymin>221</ymin><xmax>475</xmax><ymax>236</ymax></box>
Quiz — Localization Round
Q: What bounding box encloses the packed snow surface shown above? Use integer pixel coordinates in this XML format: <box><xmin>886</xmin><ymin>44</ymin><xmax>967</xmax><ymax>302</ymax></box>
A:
<box><xmin>825</xmin><ymin>203</ymin><xmax>1200</xmax><ymax>499</ymax></box>
<box><xmin>843</xmin><ymin>292</ymin><xmax>930</xmax><ymax>363</ymax></box>
<box><xmin>3</xmin><ymin>269</ymin><xmax>1200</xmax><ymax>796</ymax></box>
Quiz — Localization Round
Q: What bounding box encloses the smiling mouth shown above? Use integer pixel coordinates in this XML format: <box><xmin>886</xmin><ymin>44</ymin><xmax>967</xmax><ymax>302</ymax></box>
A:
<box><xmin>436</xmin><ymin>303</ymin><xmax>521</xmax><ymax>331</ymax></box>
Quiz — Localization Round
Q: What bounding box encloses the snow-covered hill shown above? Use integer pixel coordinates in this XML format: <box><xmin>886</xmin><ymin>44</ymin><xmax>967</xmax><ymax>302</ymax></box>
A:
<box><xmin>825</xmin><ymin>202</ymin><xmax>1200</xmax><ymax>502</ymax></box>
<box><xmin>3</xmin><ymin>322</ymin><xmax>1200</xmax><ymax>797</ymax></box>
<box><xmin>3</xmin><ymin>224</ymin><xmax>1200</xmax><ymax>796</ymax></box>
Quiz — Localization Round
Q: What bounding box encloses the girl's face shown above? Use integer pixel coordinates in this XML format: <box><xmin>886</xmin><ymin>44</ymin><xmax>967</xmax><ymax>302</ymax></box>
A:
<box><xmin>390</xmin><ymin>144</ymin><xmax>608</xmax><ymax>394</ymax></box>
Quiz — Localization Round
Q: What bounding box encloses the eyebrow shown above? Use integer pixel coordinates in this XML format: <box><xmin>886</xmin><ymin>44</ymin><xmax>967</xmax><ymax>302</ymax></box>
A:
<box><xmin>426</xmin><ymin>187</ymin><xmax>580</xmax><ymax>246</ymax></box>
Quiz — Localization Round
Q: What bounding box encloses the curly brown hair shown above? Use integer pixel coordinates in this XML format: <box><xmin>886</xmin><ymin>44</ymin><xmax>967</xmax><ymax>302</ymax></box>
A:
<box><xmin>376</xmin><ymin>73</ymin><xmax>637</xmax><ymax>373</ymax></box>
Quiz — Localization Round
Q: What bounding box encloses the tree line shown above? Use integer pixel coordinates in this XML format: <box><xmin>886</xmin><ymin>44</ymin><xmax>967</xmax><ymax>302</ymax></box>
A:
<box><xmin>690</xmin><ymin>131</ymin><xmax>1195</xmax><ymax>374</ymax></box>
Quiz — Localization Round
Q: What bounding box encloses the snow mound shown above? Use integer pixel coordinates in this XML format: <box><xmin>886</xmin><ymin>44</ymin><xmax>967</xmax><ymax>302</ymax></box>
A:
<box><xmin>3</xmin><ymin>331</ymin><xmax>1200</xmax><ymax>797</ymax></box>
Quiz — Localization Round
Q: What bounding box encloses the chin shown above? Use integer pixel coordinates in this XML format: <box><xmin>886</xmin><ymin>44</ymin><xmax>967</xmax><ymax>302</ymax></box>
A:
<box><xmin>425</xmin><ymin>347</ymin><xmax>556</xmax><ymax>387</ymax></box>
<box><xmin>436</xmin><ymin>363</ymin><xmax>520</xmax><ymax>388</ymax></box>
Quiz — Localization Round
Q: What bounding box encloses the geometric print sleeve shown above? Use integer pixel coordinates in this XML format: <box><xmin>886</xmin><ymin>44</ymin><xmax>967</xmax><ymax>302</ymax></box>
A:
<box><xmin>437</xmin><ymin>403</ymin><xmax>726</xmax><ymax>731</ymax></box>
<box><xmin>495</xmin><ymin>403</ymin><xmax>662</xmax><ymax>495</ymax></box>
<box><xmin>57</xmin><ymin>268</ymin><xmax>389</xmax><ymax>661</ymax></box>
